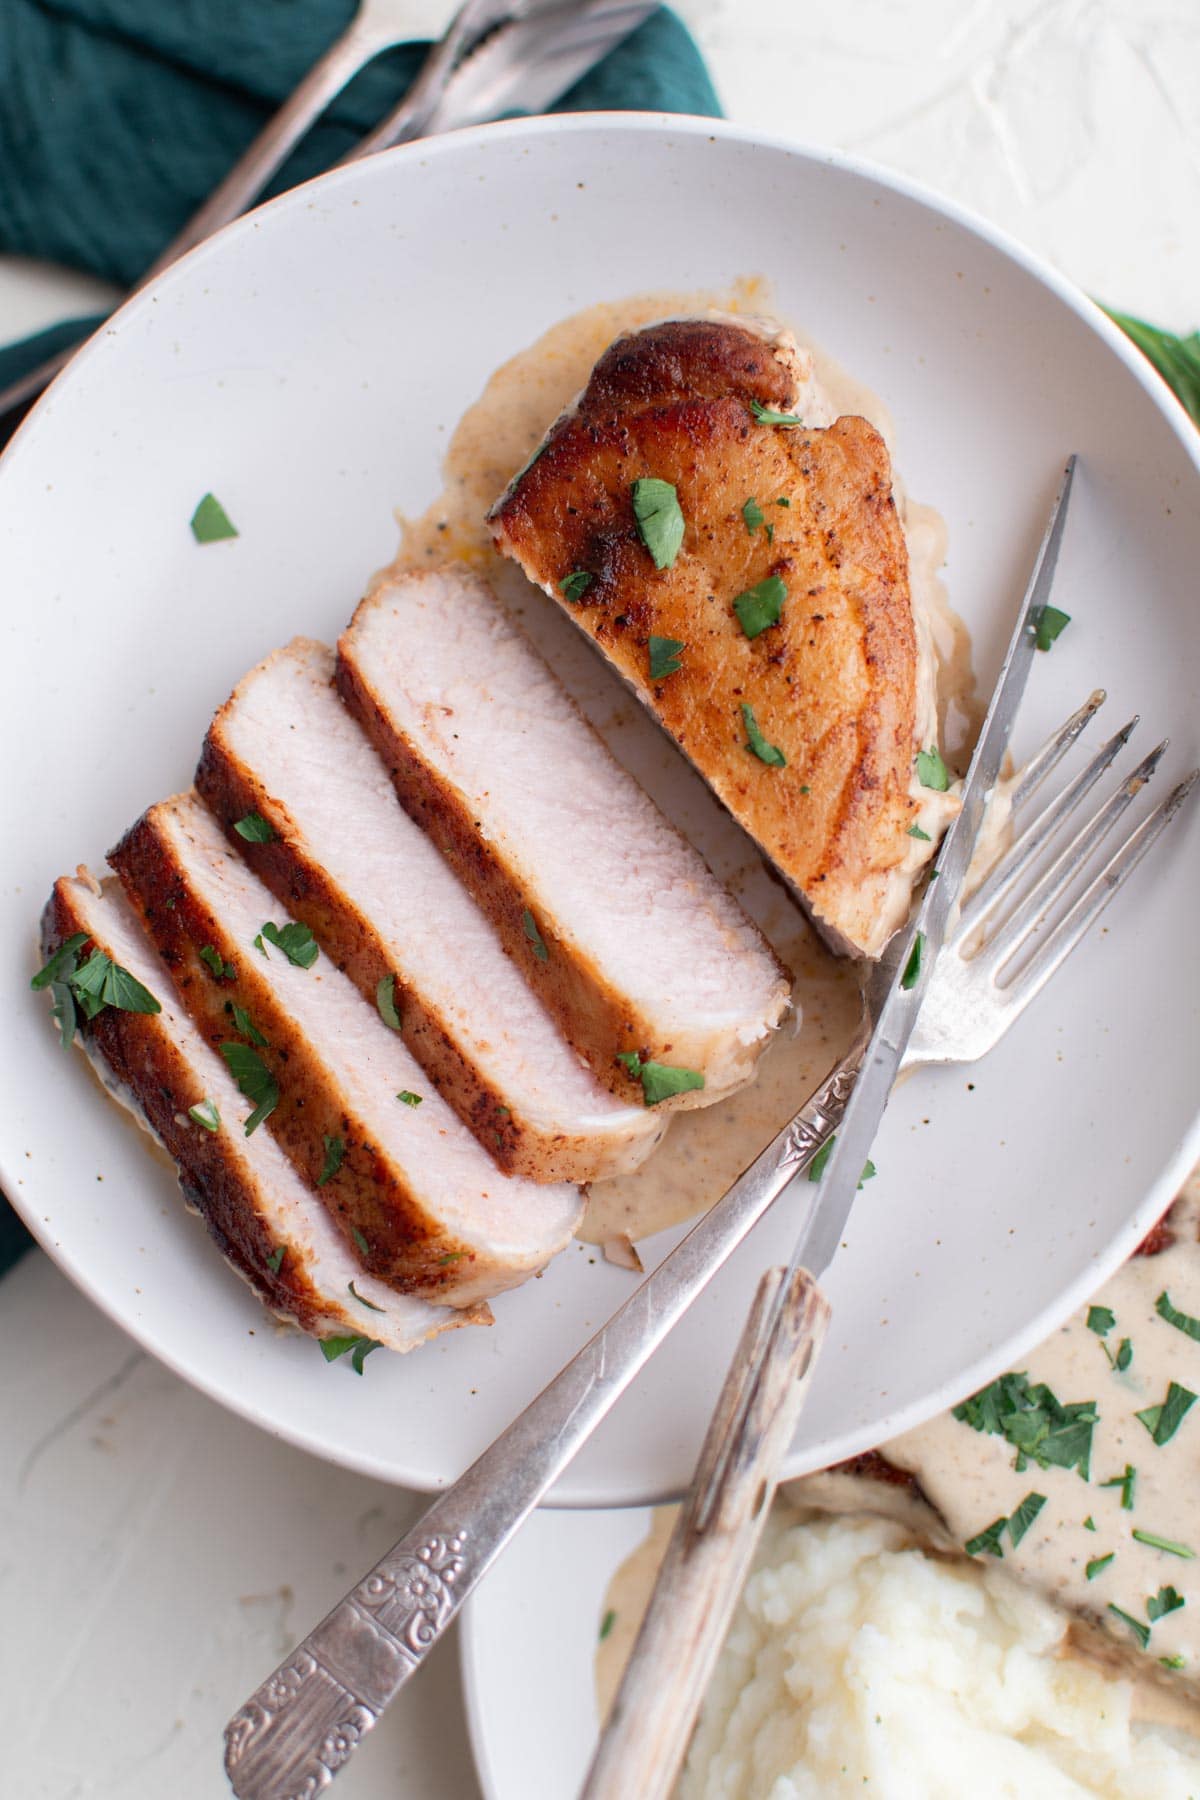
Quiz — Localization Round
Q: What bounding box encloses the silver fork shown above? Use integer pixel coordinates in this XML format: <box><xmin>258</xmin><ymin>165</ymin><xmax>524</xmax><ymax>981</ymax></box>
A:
<box><xmin>222</xmin><ymin>462</ymin><xmax>1198</xmax><ymax>1798</ymax></box>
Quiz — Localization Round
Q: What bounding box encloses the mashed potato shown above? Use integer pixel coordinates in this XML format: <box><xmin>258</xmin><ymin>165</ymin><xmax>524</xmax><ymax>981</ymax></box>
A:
<box><xmin>678</xmin><ymin>1510</ymin><xmax>1200</xmax><ymax>1800</ymax></box>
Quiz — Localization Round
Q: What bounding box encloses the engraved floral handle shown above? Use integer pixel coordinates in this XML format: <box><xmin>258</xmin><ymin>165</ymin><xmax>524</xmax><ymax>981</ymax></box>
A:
<box><xmin>223</xmin><ymin>1026</ymin><xmax>869</xmax><ymax>1798</ymax></box>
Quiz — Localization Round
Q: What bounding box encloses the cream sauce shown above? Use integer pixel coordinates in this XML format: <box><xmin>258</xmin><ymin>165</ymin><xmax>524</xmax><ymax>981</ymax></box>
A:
<box><xmin>382</xmin><ymin>282</ymin><xmax>973</xmax><ymax>1245</ymax></box>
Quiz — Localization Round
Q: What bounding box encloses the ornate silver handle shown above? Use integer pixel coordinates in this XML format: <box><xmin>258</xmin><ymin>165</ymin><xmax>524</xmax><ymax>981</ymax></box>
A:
<box><xmin>223</xmin><ymin>1030</ymin><xmax>868</xmax><ymax>1798</ymax></box>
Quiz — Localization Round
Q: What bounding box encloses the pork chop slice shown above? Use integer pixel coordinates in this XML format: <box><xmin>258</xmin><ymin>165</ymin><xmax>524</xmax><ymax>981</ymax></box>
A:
<box><xmin>337</xmin><ymin>567</ymin><xmax>790</xmax><ymax>1110</ymax></box>
<box><xmin>490</xmin><ymin>316</ymin><xmax>958</xmax><ymax>959</ymax></box>
<box><xmin>109</xmin><ymin>793</ymin><xmax>582</xmax><ymax>1305</ymax></box>
<box><xmin>195</xmin><ymin>639</ymin><xmax>664</xmax><ymax>1183</ymax></box>
<box><xmin>41</xmin><ymin>874</ymin><xmax>483</xmax><ymax>1353</ymax></box>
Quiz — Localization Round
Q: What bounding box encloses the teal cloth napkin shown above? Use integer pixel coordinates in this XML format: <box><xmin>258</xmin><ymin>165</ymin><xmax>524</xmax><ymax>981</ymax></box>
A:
<box><xmin>0</xmin><ymin>1</ymin><xmax>718</xmax><ymax>1275</ymax></box>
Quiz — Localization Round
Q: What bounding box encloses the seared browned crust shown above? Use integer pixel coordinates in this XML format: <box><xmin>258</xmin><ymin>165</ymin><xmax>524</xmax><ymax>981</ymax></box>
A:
<box><xmin>335</xmin><ymin>643</ymin><xmax>682</xmax><ymax>1105</ymax></box>
<box><xmin>42</xmin><ymin>879</ymin><xmax>346</xmax><ymax>1334</ymax></box>
<box><xmin>109</xmin><ymin>806</ymin><xmax>492</xmax><ymax>1300</ymax></box>
<box><xmin>491</xmin><ymin>320</ymin><xmax>924</xmax><ymax>955</ymax></box>
<box><xmin>830</xmin><ymin>1449</ymin><xmax>925</xmax><ymax>1497</ymax></box>
<box><xmin>195</xmin><ymin>689</ymin><xmax>660</xmax><ymax>1179</ymax></box>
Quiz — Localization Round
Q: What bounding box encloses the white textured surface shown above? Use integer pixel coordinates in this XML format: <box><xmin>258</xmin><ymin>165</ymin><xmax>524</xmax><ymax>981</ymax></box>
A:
<box><xmin>1</xmin><ymin>4</ymin><xmax>1197</xmax><ymax>1796</ymax></box>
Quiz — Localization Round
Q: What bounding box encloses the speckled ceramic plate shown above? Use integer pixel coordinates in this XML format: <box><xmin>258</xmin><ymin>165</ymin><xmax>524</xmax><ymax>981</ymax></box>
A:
<box><xmin>1</xmin><ymin>114</ymin><xmax>1197</xmax><ymax>1503</ymax></box>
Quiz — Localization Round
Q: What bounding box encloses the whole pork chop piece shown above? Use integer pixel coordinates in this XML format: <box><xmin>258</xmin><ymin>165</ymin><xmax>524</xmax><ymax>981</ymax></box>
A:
<box><xmin>490</xmin><ymin>316</ymin><xmax>957</xmax><ymax>959</ymax></box>
<box><xmin>41</xmin><ymin>875</ymin><xmax>484</xmax><ymax>1353</ymax></box>
<box><xmin>337</xmin><ymin>567</ymin><xmax>790</xmax><ymax>1111</ymax></box>
<box><xmin>195</xmin><ymin>638</ymin><xmax>664</xmax><ymax>1184</ymax></box>
<box><xmin>109</xmin><ymin>793</ymin><xmax>582</xmax><ymax>1305</ymax></box>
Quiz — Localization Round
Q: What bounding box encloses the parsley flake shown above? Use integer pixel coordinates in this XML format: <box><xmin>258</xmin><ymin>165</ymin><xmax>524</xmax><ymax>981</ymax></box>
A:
<box><xmin>219</xmin><ymin>1042</ymin><xmax>278</xmax><ymax>1135</ymax></box>
<box><xmin>1107</xmin><ymin>1604</ymin><xmax>1150</xmax><ymax>1650</ymax></box>
<box><xmin>648</xmin><ymin>635</ymin><xmax>685</xmax><ymax>681</ymax></box>
<box><xmin>1161</xmin><ymin>1653</ymin><xmax>1187</xmax><ymax>1670</ymax></box>
<box><xmin>190</xmin><ymin>492</ymin><xmax>238</xmax><ymax>544</ymax></box>
<box><xmin>741</xmin><ymin>702</ymin><xmax>786</xmax><ymax>767</ymax></box>
<box><xmin>376</xmin><ymin>973</ymin><xmax>402</xmax><ymax>1032</ymax></box>
<box><xmin>807</xmin><ymin>1135</ymin><xmax>876</xmax><ymax>1188</ymax></box>
<box><xmin>1133</xmin><ymin>1528</ymin><xmax>1194</xmax><ymax>1560</ymax></box>
<box><xmin>69</xmin><ymin>950</ymin><xmax>162</xmax><ymax>1021</ymax></box>
<box><xmin>631</xmin><ymin>477</ymin><xmax>684</xmax><ymax>570</ymax></box>
<box><xmin>397</xmin><ymin>1091</ymin><xmax>423</xmax><ymax>1107</ymax></box>
<box><xmin>965</xmin><ymin>1517</ymin><xmax>1007</xmax><ymax>1558</ymax></box>
<box><xmin>1113</xmin><ymin>1338</ymin><xmax>1133</xmax><ymax>1372</ymax></box>
<box><xmin>1136</xmin><ymin>1381</ymin><xmax>1197</xmax><ymax>1446</ymax></box>
<box><xmin>1155</xmin><ymin>1291</ymin><xmax>1200</xmax><ymax>1343</ymax></box>
<box><xmin>352</xmin><ymin>1228</ymin><xmax>371</xmax><ymax>1258</ymax></box>
<box><xmin>733</xmin><ymin>575</ymin><xmax>786</xmax><ymax>638</ymax></box>
<box><xmin>616</xmin><ymin>1052</ymin><xmax>705</xmax><ymax>1108</ymax></box>
<box><xmin>560</xmin><ymin>571</ymin><xmax>593</xmax><ymax>602</ymax></box>
<box><xmin>742</xmin><ymin>497</ymin><xmax>765</xmax><ymax>535</ymax></box>
<box><xmin>320</xmin><ymin>1334</ymin><xmax>380</xmax><ymax>1375</ymax></box>
<box><xmin>266</xmin><ymin>1245</ymin><xmax>286</xmax><ymax>1275</ymax></box>
<box><xmin>775</xmin><ymin>496</ymin><xmax>791</xmax><ymax>508</ymax></box>
<box><xmin>317</xmin><ymin>1133</ymin><xmax>344</xmax><ymax>1188</ymax></box>
<box><xmin>599</xmin><ymin>1609</ymin><xmax>617</xmax><ymax>1641</ymax></box>
<box><xmin>1148</xmin><ymin>1585</ymin><xmax>1185</xmax><ymax>1622</ymax></box>
<box><xmin>749</xmin><ymin>400</ymin><xmax>805</xmax><ymax>427</ymax></box>
<box><xmin>1084</xmin><ymin>1516</ymin><xmax>1097</xmax><ymax>1531</ymax></box>
<box><xmin>1101</xmin><ymin>1465</ymin><xmax>1138</xmax><ymax>1510</ymax></box>
<box><xmin>901</xmin><ymin>932</ymin><xmax>924</xmax><ymax>991</ymax></box>
<box><xmin>1087</xmin><ymin>1553</ymin><xmax>1115</xmax><ymax>1580</ymax></box>
<box><xmin>953</xmin><ymin>1371</ymin><xmax>1097</xmax><ymax>1479</ymax></box>
<box><xmin>199</xmin><ymin>944</ymin><xmax>235</xmax><ymax>980</ymax></box>
<box><xmin>906</xmin><ymin>822</ymin><xmax>931</xmax><ymax>840</ymax></box>
<box><xmin>233</xmin><ymin>812</ymin><xmax>276</xmax><ymax>843</ymax></box>
<box><xmin>1088</xmin><ymin>1305</ymin><xmax>1116</xmax><ymax>1337</ymax></box>
<box><xmin>916</xmin><ymin>746</ymin><xmax>950</xmax><ymax>791</ymax></box>
<box><xmin>188</xmin><ymin>1097</ymin><xmax>220</xmax><ymax>1134</ymax></box>
<box><xmin>1034</xmin><ymin>605</ymin><xmax>1071</xmax><ymax>652</ymax></box>
<box><xmin>523</xmin><ymin>908</ymin><xmax>549</xmax><ymax>962</ymax></box>
<box><xmin>348</xmin><ymin>1279</ymin><xmax>385</xmax><ymax>1313</ymax></box>
<box><xmin>1007</xmin><ymin>1491</ymin><xmax>1047</xmax><ymax>1548</ymax></box>
<box><xmin>31</xmin><ymin>934</ymin><xmax>88</xmax><ymax>990</ymax></box>
<box><xmin>229</xmin><ymin>1002</ymin><xmax>268</xmax><ymax>1047</ymax></box>
<box><xmin>260</xmin><ymin>921</ymin><xmax>319</xmax><ymax>969</ymax></box>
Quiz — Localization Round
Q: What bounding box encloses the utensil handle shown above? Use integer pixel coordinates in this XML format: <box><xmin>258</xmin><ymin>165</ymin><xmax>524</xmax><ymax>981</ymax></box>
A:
<box><xmin>580</xmin><ymin>1265</ymin><xmax>830</xmax><ymax>1800</ymax></box>
<box><xmin>223</xmin><ymin>1033</ymin><xmax>866</xmax><ymax>1798</ymax></box>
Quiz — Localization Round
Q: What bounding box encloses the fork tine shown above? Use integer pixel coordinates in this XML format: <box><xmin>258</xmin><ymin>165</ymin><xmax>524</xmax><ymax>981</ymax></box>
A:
<box><xmin>984</xmin><ymin>739</ymin><xmax>1168</xmax><ymax>972</ymax></box>
<box><xmin>996</xmin><ymin>769</ymin><xmax>1198</xmax><ymax>1013</ymax></box>
<box><xmin>1010</xmin><ymin>689</ymin><xmax>1106</xmax><ymax>809</ymax></box>
<box><xmin>963</xmin><ymin>713</ymin><xmax>1138</xmax><ymax>930</ymax></box>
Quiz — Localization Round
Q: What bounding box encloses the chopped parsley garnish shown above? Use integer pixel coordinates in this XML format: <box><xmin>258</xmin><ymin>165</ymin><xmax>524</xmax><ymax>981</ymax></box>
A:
<box><xmin>348</xmin><ymin>1279</ymin><xmax>385</xmax><ymax>1313</ymax></box>
<box><xmin>190</xmin><ymin>492</ymin><xmax>239</xmax><ymax>544</ymax></box>
<box><xmin>806</xmin><ymin>1135</ymin><xmax>876</xmax><ymax>1188</ymax></box>
<box><xmin>741</xmin><ymin>702</ymin><xmax>786</xmax><ymax>767</ymax></box>
<box><xmin>1034</xmin><ymin>605</ymin><xmax>1071</xmax><ymax>652</ymax></box>
<box><xmin>188</xmin><ymin>1098</ymin><xmax>220</xmax><ymax>1134</ymax></box>
<box><xmin>1107</xmin><ymin>1604</ymin><xmax>1150</xmax><ymax>1650</ymax></box>
<box><xmin>1087</xmin><ymin>1305</ymin><xmax>1116</xmax><ymax>1336</ymax></box>
<box><xmin>631</xmin><ymin>477</ymin><xmax>684</xmax><ymax>570</ymax></box>
<box><xmin>317</xmin><ymin>1134</ymin><xmax>344</xmax><ymax>1187</ymax></box>
<box><xmin>1101</xmin><ymin>1465</ymin><xmax>1137</xmax><ymax>1510</ymax></box>
<box><xmin>1148</xmin><ymin>1584</ymin><xmax>1186</xmax><ymax>1622</ymax></box>
<box><xmin>31</xmin><ymin>934</ymin><xmax>88</xmax><ymax>990</ymax></box>
<box><xmin>906</xmin><ymin>822</ymin><xmax>931</xmax><ymax>840</ymax></box>
<box><xmin>648</xmin><ymin>635</ymin><xmax>685</xmax><ymax>681</ymax></box>
<box><xmin>320</xmin><ymin>1334</ymin><xmax>380</xmax><ymax>1375</ymax></box>
<box><xmin>233</xmin><ymin>812</ymin><xmax>276</xmax><ymax>843</ymax></box>
<box><xmin>1133</xmin><ymin>1529</ymin><xmax>1194</xmax><ymax>1560</ymax></box>
<box><xmin>742</xmin><ymin>497</ymin><xmax>765</xmax><ymax>535</ymax></box>
<box><xmin>916</xmin><ymin>746</ymin><xmax>950</xmax><ymax>791</ymax></box>
<box><xmin>953</xmin><ymin>1371</ymin><xmax>1097</xmax><ymax>1479</ymax></box>
<box><xmin>376</xmin><ymin>973</ymin><xmax>402</xmax><ymax>1032</ymax></box>
<box><xmin>48</xmin><ymin>980</ymin><xmax>76</xmax><ymax>1048</ymax></box>
<box><xmin>219</xmin><ymin>1041</ymin><xmax>278</xmax><ymax>1135</ymax></box>
<box><xmin>1161</xmin><ymin>1654</ymin><xmax>1187</xmax><ymax>1670</ymax></box>
<box><xmin>775</xmin><ymin>496</ymin><xmax>791</xmax><ymax>507</ymax></box>
<box><xmin>733</xmin><ymin>575</ymin><xmax>786</xmax><ymax>639</ymax></box>
<box><xmin>260</xmin><ymin>921</ymin><xmax>319</xmax><ymax>969</ymax></box>
<box><xmin>965</xmin><ymin>1517</ymin><xmax>1007</xmax><ymax>1558</ymax></box>
<box><xmin>616</xmin><ymin>1051</ymin><xmax>705</xmax><ymax>1108</ymax></box>
<box><xmin>266</xmin><ymin>1245</ymin><xmax>286</xmax><ymax>1275</ymax></box>
<box><xmin>1086</xmin><ymin>1554</ymin><xmax>1115</xmax><ymax>1580</ymax></box>
<box><xmin>1007</xmin><ymin>1491</ymin><xmax>1047</xmax><ymax>1548</ymax></box>
<box><xmin>749</xmin><ymin>400</ymin><xmax>804</xmax><ymax>427</ymax></box>
<box><xmin>228</xmin><ymin>1002</ymin><xmax>268</xmax><ymax>1047</ymax></box>
<box><xmin>64</xmin><ymin>949</ymin><xmax>162</xmax><ymax>1027</ymax></box>
<box><xmin>1155</xmin><ymin>1291</ymin><xmax>1200</xmax><ymax>1342</ymax></box>
<box><xmin>901</xmin><ymin>932</ymin><xmax>924</xmax><ymax>991</ymax></box>
<box><xmin>1084</xmin><ymin>1516</ymin><xmax>1096</xmax><ymax>1531</ymax></box>
<box><xmin>397</xmin><ymin>1091</ymin><xmax>423</xmax><ymax>1107</ymax></box>
<box><xmin>1136</xmin><ymin>1381</ymin><xmax>1197</xmax><ymax>1446</ymax></box>
<box><xmin>438</xmin><ymin>1252</ymin><xmax>465</xmax><ymax>1265</ymax></box>
<box><xmin>560</xmin><ymin>571</ymin><xmax>594</xmax><ymax>602</ymax></box>
<box><xmin>253</xmin><ymin>932</ymin><xmax>268</xmax><ymax>956</ymax></box>
<box><xmin>352</xmin><ymin>1228</ymin><xmax>371</xmax><ymax>1258</ymax></box>
<box><xmin>1113</xmin><ymin>1338</ymin><xmax>1133</xmax><ymax>1372</ymax></box>
<box><xmin>599</xmin><ymin>1609</ymin><xmax>617</xmax><ymax>1641</ymax></box>
<box><xmin>523</xmin><ymin>908</ymin><xmax>549</xmax><ymax>962</ymax></box>
<box><xmin>199</xmin><ymin>945</ymin><xmax>235</xmax><ymax>980</ymax></box>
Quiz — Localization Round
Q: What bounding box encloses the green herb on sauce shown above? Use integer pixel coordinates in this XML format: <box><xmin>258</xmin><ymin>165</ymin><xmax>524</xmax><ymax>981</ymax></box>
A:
<box><xmin>1161</xmin><ymin>1654</ymin><xmax>1188</xmax><ymax>1670</ymax></box>
<box><xmin>1087</xmin><ymin>1553</ymin><xmax>1115</xmax><ymax>1580</ymax></box>
<box><xmin>916</xmin><ymin>746</ymin><xmax>950</xmax><ymax>792</ymax></box>
<box><xmin>233</xmin><ymin>812</ymin><xmax>276</xmax><ymax>843</ymax></box>
<box><xmin>1136</xmin><ymin>1381</ymin><xmax>1197</xmax><ymax>1447</ymax></box>
<box><xmin>648</xmin><ymin>635</ymin><xmax>685</xmax><ymax>681</ymax></box>
<box><xmin>523</xmin><ymin>908</ymin><xmax>549</xmax><ymax>962</ymax></box>
<box><xmin>560</xmin><ymin>571</ymin><xmax>594</xmax><ymax>602</ymax></box>
<box><xmin>1156</xmin><ymin>1291</ymin><xmax>1200</xmax><ymax>1343</ymax></box>
<box><xmin>1107</xmin><ymin>1604</ymin><xmax>1150</xmax><ymax>1650</ymax></box>
<box><xmin>741</xmin><ymin>702</ymin><xmax>786</xmax><ymax>767</ymax></box>
<box><xmin>320</xmin><ymin>1334</ymin><xmax>380</xmax><ymax>1375</ymax></box>
<box><xmin>631</xmin><ymin>477</ymin><xmax>685</xmax><ymax>570</ymax></box>
<box><xmin>187</xmin><ymin>1098</ymin><xmax>220</xmax><ymax>1134</ymax></box>
<box><xmin>1132</xmin><ymin>1529</ymin><xmax>1195</xmax><ymax>1560</ymax></box>
<box><xmin>1084</xmin><ymin>1516</ymin><xmax>1097</xmax><ymax>1532</ymax></box>
<box><xmin>953</xmin><ymin>1371</ymin><xmax>1097</xmax><ymax>1480</ymax></box>
<box><xmin>964</xmin><ymin>1517</ymin><xmax>1007</xmax><ymax>1558</ymax></box>
<box><xmin>1087</xmin><ymin>1305</ymin><xmax>1116</xmax><ymax>1337</ymax></box>
<box><xmin>733</xmin><ymin>575</ymin><xmax>786</xmax><ymax>639</ymax></box>
<box><xmin>1148</xmin><ymin>1585</ymin><xmax>1186</xmax><ymax>1622</ymax></box>
<box><xmin>616</xmin><ymin>1051</ymin><xmax>705</xmax><ymax>1108</ymax></box>
<box><xmin>1101</xmin><ymin>1465</ymin><xmax>1137</xmax><ymax>1511</ymax></box>
<box><xmin>907</xmin><ymin>823</ymin><xmax>931</xmax><ymax>840</ymax></box>
<box><xmin>219</xmin><ymin>1041</ymin><xmax>278</xmax><ymax>1134</ymax></box>
<box><xmin>1007</xmin><ymin>1491</ymin><xmax>1047</xmax><ymax>1548</ymax></box>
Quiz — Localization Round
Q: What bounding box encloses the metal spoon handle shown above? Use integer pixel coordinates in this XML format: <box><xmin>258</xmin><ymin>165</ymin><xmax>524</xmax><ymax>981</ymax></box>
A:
<box><xmin>223</xmin><ymin>1034</ymin><xmax>866</xmax><ymax>1798</ymax></box>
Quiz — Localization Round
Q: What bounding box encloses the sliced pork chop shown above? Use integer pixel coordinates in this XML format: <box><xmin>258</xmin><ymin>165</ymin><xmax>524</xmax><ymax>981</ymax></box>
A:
<box><xmin>337</xmin><ymin>568</ymin><xmax>789</xmax><ymax>1109</ymax></box>
<box><xmin>195</xmin><ymin>639</ymin><xmax>664</xmax><ymax>1183</ymax></box>
<box><xmin>41</xmin><ymin>875</ymin><xmax>481</xmax><ymax>1353</ymax></box>
<box><xmin>490</xmin><ymin>316</ymin><xmax>958</xmax><ymax>959</ymax></box>
<box><xmin>109</xmin><ymin>793</ymin><xmax>582</xmax><ymax>1305</ymax></box>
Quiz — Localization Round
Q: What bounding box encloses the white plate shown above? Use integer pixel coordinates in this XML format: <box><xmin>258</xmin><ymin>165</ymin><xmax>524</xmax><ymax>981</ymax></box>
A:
<box><xmin>462</xmin><ymin>1505</ymin><xmax>649</xmax><ymax>1800</ymax></box>
<box><xmin>1</xmin><ymin>115</ymin><xmax>1197</xmax><ymax>1504</ymax></box>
